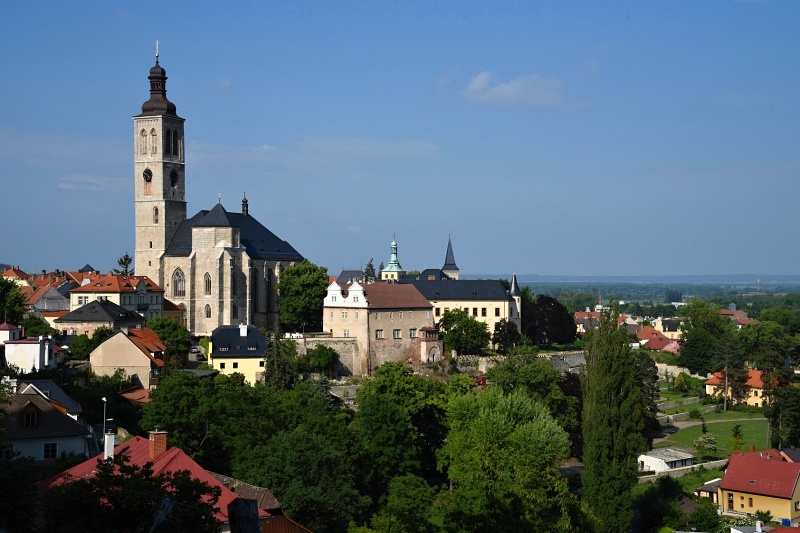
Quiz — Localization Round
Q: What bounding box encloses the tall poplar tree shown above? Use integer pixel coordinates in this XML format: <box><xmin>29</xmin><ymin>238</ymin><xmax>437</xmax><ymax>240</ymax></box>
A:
<box><xmin>581</xmin><ymin>305</ymin><xmax>647</xmax><ymax>531</ymax></box>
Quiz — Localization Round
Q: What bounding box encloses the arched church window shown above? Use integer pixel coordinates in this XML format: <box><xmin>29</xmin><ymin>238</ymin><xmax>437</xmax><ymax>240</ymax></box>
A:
<box><xmin>150</xmin><ymin>129</ymin><xmax>157</xmax><ymax>154</ymax></box>
<box><xmin>172</xmin><ymin>269</ymin><xmax>185</xmax><ymax>298</ymax></box>
<box><xmin>204</xmin><ymin>273</ymin><xmax>212</xmax><ymax>295</ymax></box>
<box><xmin>140</xmin><ymin>129</ymin><xmax>147</xmax><ymax>155</ymax></box>
<box><xmin>232</xmin><ymin>304</ymin><xmax>238</xmax><ymax>319</ymax></box>
<box><xmin>250</xmin><ymin>268</ymin><xmax>259</xmax><ymax>309</ymax></box>
<box><xmin>165</xmin><ymin>129</ymin><xmax>172</xmax><ymax>156</ymax></box>
<box><xmin>153</xmin><ymin>207</ymin><xmax>159</xmax><ymax>224</ymax></box>
<box><xmin>143</xmin><ymin>168</ymin><xmax>153</xmax><ymax>196</ymax></box>
<box><xmin>205</xmin><ymin>304</ymin><xmax>211</xmax><ymax>318</ymax></box>
<box><xmin>231</xmin><ymin>271</ymin><xmax>237</xmax><ymax>296</ymax></box>
<box><xmin>170</xmin><ymin>169</ymin><xmax>178</xmax><ymax>188</ymax></box>
<box><xmin>173</xmin><ymin>130</ymin><xmax>180</xmax><ymax>158</ymax></box>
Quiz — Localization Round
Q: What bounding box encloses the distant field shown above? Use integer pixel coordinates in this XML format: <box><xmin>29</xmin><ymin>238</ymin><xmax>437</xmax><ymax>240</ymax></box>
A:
<box><xmin>655</xmin><ymin>418</ymin><xmax>769</xmax><ymax>460</ymax></box>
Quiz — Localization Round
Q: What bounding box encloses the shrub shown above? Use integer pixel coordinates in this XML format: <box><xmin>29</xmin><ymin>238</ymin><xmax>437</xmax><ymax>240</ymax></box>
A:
<box><xmin>688</xmin><ymin>408</ymin><xmax>702</xmax><ymax>420</ymax></box>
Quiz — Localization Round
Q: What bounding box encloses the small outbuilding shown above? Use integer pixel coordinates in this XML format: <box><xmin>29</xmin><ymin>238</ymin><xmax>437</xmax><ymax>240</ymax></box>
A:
<box><xmin>638</xmin><ymin>448</ymin><xmax>694</xmax><ymax>473</ymax></box>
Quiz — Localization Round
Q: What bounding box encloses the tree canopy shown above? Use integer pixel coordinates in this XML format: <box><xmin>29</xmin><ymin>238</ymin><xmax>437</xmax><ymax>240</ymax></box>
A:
<box><xmin>438</xmin><ymin>309</ymin><xmax>490</xmax><ymax>355</ymax></box>
<box><xmin>0</xmin><ymin>277</ymin><xmax>25</xmax><ymax>325</ymax></box>
<box><xmin>113</xmin><ymin>252</ymin><xmax>134</xmax><ymax>275</ymax></box>
<box><xmin>276</xmin><ymin>259</ymin><xmax>329</xmax><ymax>332</ymax></box>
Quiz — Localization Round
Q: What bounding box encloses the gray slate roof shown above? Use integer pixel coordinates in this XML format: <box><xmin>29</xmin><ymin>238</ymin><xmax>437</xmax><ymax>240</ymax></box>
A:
<box><xmin>401</xmin><ymin>279</ymin><xmax>513</xmax><ymax>302</ymax></box>
<box><xmin>442</xmin><ymin>237</ymin><xmax>458</xmax><ymax>271</ymax></box>
<box><xmin>337</xmin><ymin>270</ymin><xmax>365</xmax><ymax>284</ymax></box>
<box><xmin>18</xmin><ymin>380</ymin><xmax>82</xmax><ymax>415</ymax></box>
<box><xmin>3</xmin><ymin>390</ymin><xmax>89</xmax><ymax>441</ymax></box>
<box><xmin>55</xmin><ymin>299</ymin><xmax>145</xmax><ymax>325</ymax></box>
<box><xmin>210</xmin><ymin>325</ymin><xmax>267</xmax><ymax>357</ymax></box>
<box><xmin>402</xmin><ymin>269</ymin><xmax>449</xmax><ymax>282</ymax></box>
<box><xmin>165</xmin><ymin>203</ymin><xmax>304</xmax><ymax>262</ymax></box>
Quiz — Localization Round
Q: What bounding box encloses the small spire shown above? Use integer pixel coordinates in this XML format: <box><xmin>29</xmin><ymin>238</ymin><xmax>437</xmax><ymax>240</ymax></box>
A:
<box><xmin>218</xmin><ymin>193</ymin><xmax>221</xmax><ymax>204</ymax></box>
<box><xmin>155</xmin><ymin>40</ymin><xmax>160</xmax><ymax>64</ymax></box>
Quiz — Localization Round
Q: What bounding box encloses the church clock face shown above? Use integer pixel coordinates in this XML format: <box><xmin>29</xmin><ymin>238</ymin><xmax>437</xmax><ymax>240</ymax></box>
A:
<box><xmin>170</xmin><ymin>169</ymin><xmax>178</xmax><ymax>187</ymax></box>
<box><xmin>143</xmin><ymin>168</ymin><xmax>153</xmax><ymax>182</ymax></box>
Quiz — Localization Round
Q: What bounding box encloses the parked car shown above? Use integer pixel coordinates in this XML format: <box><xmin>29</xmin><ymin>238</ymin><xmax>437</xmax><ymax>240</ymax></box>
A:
<box><xmin>190</xmin><ymin>346</ymin><xmax>199</xmax><ymax>353</ymax></box>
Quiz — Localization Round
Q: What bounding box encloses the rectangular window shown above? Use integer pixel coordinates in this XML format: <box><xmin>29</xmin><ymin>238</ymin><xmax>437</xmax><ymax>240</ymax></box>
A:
<box><xmin>375</xmin><ymin>312</ymin><xmax>380</xmax><ymax>320</ymax></box>
<box><xmin>259</xmin><ymin>361</ymin><xmax>265</xmax><ymax>367</ymax></box>
<box><xmin>473</xmin><ymin>308</ymin><xmax>478</xmax><ymax>316</ymax></box>
<box><xmin>393</xmin><ymin>329</ymin><xmax>401</xmax><ymax>339</ymax></box>
<box><xmin>220</xmin><ymin>362</ymin><xmax>226</xmax><ymax>369</ymax></box>
<box><xmin>389</xmin><ymin>312</ymin><xmax>394</xmax><ymax>320</ymax></box>
<box><xmin>753</xmin><ymin>390</ymin><xmax>759</xmax><ymax>397</ymax></box>
<box><xmin>795</xmin><ymin>500</ymin><xmax>800</xmax><ymax>511</ymax></box>
<box><xmin>409</xmin><ymin>328</ymin><xmax>417</xmax><ymax>338</ymax></box>
<box><xmin>343</xmin><ymin>330</ymin><xmax>350</xmax><ymax>338</ymax></box>
<box><xmin>399</xmin><ymin>311</ymin><xmax>403</xmax><ymax>320</ymax></box>
<box><xmin>43</xmin><ymin>442</ymin><xmax>57</xmax><ymax>460</ymax></box>
<box><xmin>341</xmin><ymin>311</ymin><xmax>348</xmax><ymax>319</ymax></box>
<box><xmin>494</xmin><ymin>308</ymin><xmax>500</xmax><ymax>317</ymax></box>
<box><xmin>435</xmin><ymin>308</ymin><xmax>440</xmax><ymax>317</ymax></box>
<box><xmin>375</xmin><ymin>329</ymin><xmax>384</xmax><ymax>340</ymax></box>
<box><xmin>24</xmin><ymin>411</ymin><xmax>37</xmax><ymax>427</ymax></box>
<box><xmin>748</xmin><ymin>497</ymin><xmax>752</xmax><ymax>507</ymax></box>
<box><xmin>482</xmin><ymin>308</ymin><xmax>487</xmax><ymax>317</ymax></box>
<box><xmin>353</xmin><ymin>296</ymin><xmax>358</xmax><ymax>302</ymax></box>
<box><xmin>233</xmin><ymin>362</ymin><xmax>238</xmax><ymax>369</ymax></box>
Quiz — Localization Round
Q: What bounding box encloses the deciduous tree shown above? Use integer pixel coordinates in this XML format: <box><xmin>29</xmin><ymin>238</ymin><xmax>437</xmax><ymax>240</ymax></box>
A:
<box><xmin>491</xmin><ymin>318</ymin><xmax>520</xmax><ymax>353</ymax></box>
<box><xmin>438</xmin><ymin>309</ymin><xmax>490</xmax><ymax>355</ymax></box>
<box><xmin>276</xmin><ymin>259</ymin><xmax>329</xmax><ymax>332</ymax></box>
<box><xmin>147</xmin><ymin>317</ymin><xmax>191</xmax><ymax>370</ymax></box>
<box><xmin>0</xmin><ymin>278</ymin><xmax>25</xmax><ymax>325</ymax></box>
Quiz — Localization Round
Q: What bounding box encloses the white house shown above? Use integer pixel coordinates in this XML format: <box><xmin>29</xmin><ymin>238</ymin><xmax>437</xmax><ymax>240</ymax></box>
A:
<box><xmin>638</xmin><ymin>448</ymin><xmax>694</xmax><ymax>473</ymax></box>
<box><xmin>4</xmin><ymin>335</ymin><xmax>58</xmax><ymax>372</ymax></box>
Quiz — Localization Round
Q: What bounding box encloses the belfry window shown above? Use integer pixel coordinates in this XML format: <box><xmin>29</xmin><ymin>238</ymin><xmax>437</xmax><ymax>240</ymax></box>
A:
<box><xmin>204</xmin><ymin>273</ymin><xmax>212</xmax><ymax>295</ymax></box>
<box><xmin>165</xmin><ymin>129</ymin><xmax>172</xmax><ymax>155</ymax></box>
<box><xmin>173</xmin><ymin>130</ymin><xmax>180</xmax><ymax>158</ymax></box>
<box><xmin>153</xmin><ymin>207</ymin><xmax>159</xmax><ymax>224</ymax></box>
<box><xmin>150</xmin><ymin>129</ymin><xmax>157</xmax><ymax>154</ymax></box>
<box><xmin>140</xmin><ymin>129</ymin><xmax>147</xmax><ymax>155</ymax></box>
<box><xmin>205</xmin><ymin>304</ymin><xmax>211</xmax><ymax>318</ymax></box>
<box><xmin>172</xmin><ymin>269</ymin><xmax>185</xmax><ymax>297</ymax></box>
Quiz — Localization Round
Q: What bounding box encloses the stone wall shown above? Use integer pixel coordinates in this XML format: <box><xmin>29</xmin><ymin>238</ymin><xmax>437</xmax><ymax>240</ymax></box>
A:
<box><xmin>298</xmin><ymin>337</ymin><xmax>361</xmax><ymax>376</ymax></box>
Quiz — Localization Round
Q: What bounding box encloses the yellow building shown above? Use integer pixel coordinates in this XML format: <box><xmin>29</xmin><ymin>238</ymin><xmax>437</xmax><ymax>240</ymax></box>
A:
<box><xmin>704</xmin><ymin>369</ymin><xmax>766</xmax><ymax>408</ymax></box>
<box><xmin>717</xmin><ymin>452</ymin><xmax>800</xmax><ymax>524</ymax></box>
<box><xmin>208</xmin><ymin>324</ymin><xmax>268</xmax><ymax>384</ymax></box>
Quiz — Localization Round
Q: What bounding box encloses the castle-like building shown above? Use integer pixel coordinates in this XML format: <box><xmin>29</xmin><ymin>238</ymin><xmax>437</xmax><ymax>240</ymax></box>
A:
<box><xmin>133</xmin><ymin>56</ymin><xmax>303</xmax><ymax>336</ymax></box>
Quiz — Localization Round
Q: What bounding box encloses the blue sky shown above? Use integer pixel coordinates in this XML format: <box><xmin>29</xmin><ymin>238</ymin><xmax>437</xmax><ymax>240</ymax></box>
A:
<box><xmin>1</xmin><ymin>1</ymin><xmax>798</xmax><ymax>277</ymax></box>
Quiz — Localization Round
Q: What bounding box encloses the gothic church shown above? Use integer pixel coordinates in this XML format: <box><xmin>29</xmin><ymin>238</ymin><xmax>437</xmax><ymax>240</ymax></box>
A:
<box><xmin>133</xmin><ymin>56</ymin><xmax>303</xmax><ymax>336</ymax></box>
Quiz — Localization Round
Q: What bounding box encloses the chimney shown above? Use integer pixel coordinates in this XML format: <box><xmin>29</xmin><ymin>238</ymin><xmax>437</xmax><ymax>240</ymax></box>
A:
<box><xmin>103</xmin><ymin>431</ymin><xmax>115</xmax><ymax>460</ymax></box>
<box><xmin>149</xmin><ymin>431</ymin><xmax>168</xmax><ymax>459</ymax></box>
<box><xmin>240</xmin><ymin>323</ymin><xmax>247</xmax><ymax>337</ymax></box>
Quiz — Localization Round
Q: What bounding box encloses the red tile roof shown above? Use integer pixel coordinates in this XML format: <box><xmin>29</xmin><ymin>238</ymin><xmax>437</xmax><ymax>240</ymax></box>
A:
<box><xmin>720</xmin><ymin>452</ymin><xmax>800</xmax><ymax>498</ymax></box>
<box><xmin>363</xmin><ymin>283</ymin><xmax>432</xmax><ymax>309</ymax></box>
<box><xmin>126</xmin><ymin>328</ymin><xmax>166</xmax><ymax>367</ymax></box>
<box><xmin>705</xmin><ymin>369</ymin><xmax>764</xmax><ymax>389</ymax></box>
<box><xmin>2</xmin><ymin>266</ymin><xmax>29</xmax><ymax>279</ymax></box>
<box><xmin>44</xmin><ymin>435</ymin><xmax>269</xmax><ymax>523</ymax></box>
<box><xmin>70</xmin><ymin>274</ymin><xmax>164</xmax><ymax>294</ymax></box>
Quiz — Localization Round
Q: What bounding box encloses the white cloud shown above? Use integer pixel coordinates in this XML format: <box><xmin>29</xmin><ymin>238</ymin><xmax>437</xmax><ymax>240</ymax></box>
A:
<box><xmin>58</xmin><ymin>174</ymin><xmax>127</xmax><ymax>191</ymax></box>
<box><xmin>462</xmin><ymin>71</ymin><xmax>566</xmax><ymax>109</ymax></box>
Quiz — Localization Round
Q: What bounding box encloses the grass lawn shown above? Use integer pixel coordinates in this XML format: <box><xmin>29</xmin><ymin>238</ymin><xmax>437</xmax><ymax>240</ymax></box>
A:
<box><xmin>655</xmin><ymin>418</ymin><xmax>769</xmax><ymax>459</ymax></box>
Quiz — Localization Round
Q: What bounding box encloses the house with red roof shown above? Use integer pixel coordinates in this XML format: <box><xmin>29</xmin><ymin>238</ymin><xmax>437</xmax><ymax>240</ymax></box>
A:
<box><xmin>705</xmin><ymin>369</ymin><xmax>766</xmax><ymax>407</ymax></box>
<box><xmin>69</xmin><ymin>273</ymin><xmax>165</xmax><ymax>321</ymax></box>
<box><xmin>89</xmin><ymin>327</ymin><xmax>166</xmax><ymax>389</ymax></box>
<box><xmin>637</xmin><ymin>326</ymin><xmax>681</xmax><ymax>354</ymax></box>
<box><xmin>718</xmin><ymin>451</ymin><xmax>800</xmax><ymax>524</ymax></box>
<box><xmin>43</xmin><ymin>431</ymin><xmax>270</xmax><ymax>531</ymax></box>
<box><xmin>322</xmin><ymin>280</ymin><xmax>441</xmax><ymax>375</ymax></box>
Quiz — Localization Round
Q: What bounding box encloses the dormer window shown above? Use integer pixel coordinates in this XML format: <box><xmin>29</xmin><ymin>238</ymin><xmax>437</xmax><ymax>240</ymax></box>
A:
<box><xmin>23</xmin><ymin>409</ymin><xmax>37</xmax><ymax>428</ymax></box>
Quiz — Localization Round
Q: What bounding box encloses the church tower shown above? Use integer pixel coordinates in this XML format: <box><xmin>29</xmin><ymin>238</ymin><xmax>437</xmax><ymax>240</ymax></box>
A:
<box><xmin>441</xmin><ymin>236</ymin><xmax>459</xmax><ymax>280</ymax></box>
<box><xmin>134</xmin><ymin>53</ymin><xmax>186</xmax><ymax>286</ymax></box>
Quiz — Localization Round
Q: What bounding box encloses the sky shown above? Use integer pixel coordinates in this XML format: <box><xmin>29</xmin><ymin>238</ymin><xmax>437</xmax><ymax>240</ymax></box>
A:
<box><xmin>1</xmin><ymin>1</ymin><xmax>799</xmax><ymax>278</ymax></box>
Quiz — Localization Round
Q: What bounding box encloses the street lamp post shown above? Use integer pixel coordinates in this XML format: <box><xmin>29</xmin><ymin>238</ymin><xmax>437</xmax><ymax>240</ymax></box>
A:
<box><xmin>102</xmin><ymin>397</ymin><xmax>107</xmax><ymax>439</ymax></box>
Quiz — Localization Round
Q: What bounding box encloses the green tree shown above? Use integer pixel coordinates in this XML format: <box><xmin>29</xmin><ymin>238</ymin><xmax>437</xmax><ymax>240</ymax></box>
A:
<box><xmin>0</xmin><ymin>277</ymin><xmax>25</xmax><ymax>325</ymax></box>
<box><xmin>366</xmin><ymin>474</ymin><xmax>436</xmax><ymax>533</ymax></box>
<box><xmin>263</xmin><ymin>335</ymin><xmax>298</xmax><ymax>391</ymax></box>
<box><xmin>694</xmin><ymin>432</ymin><xmax>719</xmax><ymax>458</ymax></box>
<box><xmin>41</xmin><ymin>454</ymin><xmax>222</xmax><ymax>533</ymax></box>
<box><xmin>92</xmin><ymin>325</ymin><xmax>116</xmax><ymax>346</ymax></box>
<box><xmin>491</xmin><ymin>318</ymin><xmax>520</xmax><ymax>353</ymax></box>
<box><xmin>438</xmin><ymin>309</ymin><xmax>490</xmax><ymax>355</ymax></box>
<box><xmin>236</xmin><ymin>428</ymin><xmax>368</xmax><ymax>533</ymax></box>
<box><xmin>581</xmin><ymin>305</ymin><xmax>647</xmax><ymax>532</ymax></box>
<box><xmin>731</xmin><ymin>424</ymin><xmax>745</xmax><ymax>451</ymax></box>
<box><xmin>68</xmin><ymin>334</ymin><xmax>94</xmax><ymax>360</ymax></box>
<box><xmin>113</xmin><ymin>251</ymin><xmax>134</xmax><ymax>275</ymax></box>
<box><xmin>525</xmin><ymin>293</ymin><xmax>577</xmax><ymax>345</ymax></box>
<box><xmin>147</xmin><ymin>317</ymin><xmax>191</xmax><ymax>370</ymax></box>
<box><xmin>436</xmin><ymin>388</ymin><xmax>580</xmax><ymax>531</ymax></box>
<box><xmin>21</xmin><ymin>314</ymin><xmax>59</xmax><ymax>338</ymax></box>
<box><xmin>364</xmin><ymin>258</ymin><xmax>376</xmax><ymax>280</ymax></box>
<box><xmin>306</xmin><ymin>344</ymin><xmax>339</xmax><ymax>377</ymax></box>
<box><xmin>276</xmin><ymin>259</ymin><xmax>329</xmax><ymax>332</ymax></box>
